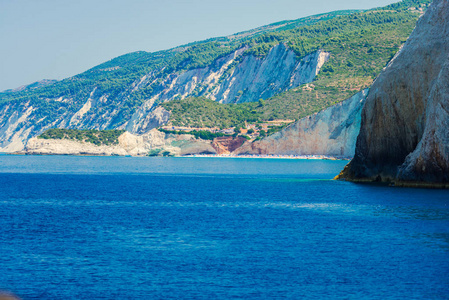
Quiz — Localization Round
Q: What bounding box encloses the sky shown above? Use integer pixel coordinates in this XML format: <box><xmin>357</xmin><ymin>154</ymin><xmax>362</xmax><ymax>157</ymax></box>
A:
<box><xmin>0</xmin><ymin>0</ymin><xmax>400</xmax><ymax>91</ymax></box>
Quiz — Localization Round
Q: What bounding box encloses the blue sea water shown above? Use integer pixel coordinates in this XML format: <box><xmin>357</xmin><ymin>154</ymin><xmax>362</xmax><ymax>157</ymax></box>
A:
<box><xmin>0</xmin><ymin>155</ymin><xmax>448</xmax><ymax>299</ymax></box>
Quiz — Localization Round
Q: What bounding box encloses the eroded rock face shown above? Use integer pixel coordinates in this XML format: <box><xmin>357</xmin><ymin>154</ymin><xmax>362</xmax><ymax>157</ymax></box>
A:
<box><xmin>25</xmin><ymin>129</ymin><xmax>217</xmax><ymax>156</ymax></box>
<box><xmin>212</xmin><ymin>136</ymin><xmax>247</xmax><ymax>154</ymax></box>
<box><xmin>234</xmin><ymin>90</ymin><xmax>368</xmax><ymax>157</ymax></box>
<box><xmin>26</xmin><ymin>137</ymin><xmax>131</xmax><ymax>156</ymax></box>
<box><xmin>124</xmin><ymin>106</ymin><xmax>170</xmax><ymax>134</ymax></box>
<box><xmin>337</xmin><ymin>0</ymin><xmax>449</xmax><ymax>186</ymax></box>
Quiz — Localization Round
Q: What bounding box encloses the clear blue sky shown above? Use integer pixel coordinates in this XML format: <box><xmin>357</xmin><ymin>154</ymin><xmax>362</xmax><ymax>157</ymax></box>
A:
<box><xmin>0</xmin><ymin>0</ymin><xmax>400</xmax><ymax>91</ymax></box>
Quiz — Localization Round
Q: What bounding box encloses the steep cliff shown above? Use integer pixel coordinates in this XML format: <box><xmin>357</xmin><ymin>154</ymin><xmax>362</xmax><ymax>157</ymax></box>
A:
<box><xmin>234</xmin><ymin>90</ymin><xmax>367</xmax><ymax>157</ymax></box>
<box><xmin>130</xmin><ymin>46</ymin><xmax>328</xmax><ymax>106</ymax></box>
<box><xmin>337</xmin><ymin>0</ymin><xmax>449</xmax><ymax>187</ymax></box>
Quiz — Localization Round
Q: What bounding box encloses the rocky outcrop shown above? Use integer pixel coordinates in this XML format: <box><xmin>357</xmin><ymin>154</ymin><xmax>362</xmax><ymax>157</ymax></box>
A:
<box><xmin>234</xmin><ymin>89</ymin><xmax>368</xmax><ymax>157</ymax></box>
<box><xmin>26</xmin><ymin>137</ymin><xmax>133</xmax><ymax>156</ymax></box>
<box><xmin>21</xmin><ymin>87</ymin><xmax>371</xmax><ymax>158</ymax></box>
<box><xmin>337</xmin><ymin>0</ymin><xmax>449</xmax><ymax>187</ymax></box>
<box><xmin>124</xmin><ymin>106</ymin><xmax>170</xmax><ymax>133</ymax></box>
<box><xmin>0</xmin><ymin>102</ymin><xmax>36</xmax><ymax>152</ymax></box>
<box><xmin>212</xmin><ymin>136</ymin><xmax>247</xmax><ymax>154</ymax></box>
<box><xmin>208</xmin><ymin>46</ymin><xmax>329</xmax><ymax>104</ymax></box>
<box><xmin>25</xmin><ymin>129</ymin><xmax>217</xmax><ymax>156</ymax></box>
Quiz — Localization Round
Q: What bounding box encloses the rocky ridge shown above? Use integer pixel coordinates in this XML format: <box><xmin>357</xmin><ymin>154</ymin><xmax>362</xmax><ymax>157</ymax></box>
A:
<box><xmin>2</xmin><ymin>79</ymin><xmax>58</xmax><ymax>94</ymax></box>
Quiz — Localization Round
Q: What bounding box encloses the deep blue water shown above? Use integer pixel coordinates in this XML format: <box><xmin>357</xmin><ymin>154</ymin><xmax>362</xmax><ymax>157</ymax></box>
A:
<box><xmin>0</xmin><ymin>155</ymin><xmax>448</xmax><ymax>299</ymax></box>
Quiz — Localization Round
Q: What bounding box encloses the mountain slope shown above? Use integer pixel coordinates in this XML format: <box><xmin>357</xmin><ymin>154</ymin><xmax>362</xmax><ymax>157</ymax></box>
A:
<box><xmin>0</xmin><ymin>0</ymin><xmax>430</xmax><ymax>152</ymax></box>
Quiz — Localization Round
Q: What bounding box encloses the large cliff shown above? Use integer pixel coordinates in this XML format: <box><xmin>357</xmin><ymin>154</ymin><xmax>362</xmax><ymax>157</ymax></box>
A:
<box><xmin>234</xmin><ymin>90</ymin><xmax>367</xmax><ymax>157</ymax></box>
<box><xmin>337</xmin><ymin>0</ymin><xmax>449</xmax><ymax>187</ymax></box>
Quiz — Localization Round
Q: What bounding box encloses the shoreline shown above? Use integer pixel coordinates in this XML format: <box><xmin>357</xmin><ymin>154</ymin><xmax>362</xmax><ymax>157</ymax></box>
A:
<box><xmin>2</xmin><ymin>152</ymin><xmax>352</xmax><ymax>161</ymax></box>
<box><xmin>180</xmin><ymin>154</ymin><xmax>352</xmax><ymax>160</ymax></box>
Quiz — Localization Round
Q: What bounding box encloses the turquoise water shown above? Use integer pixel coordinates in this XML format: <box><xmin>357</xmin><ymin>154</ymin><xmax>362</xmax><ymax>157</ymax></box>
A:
<box><xmin>0</xmin><ymin>155</ymin><xmax>448</xmax><ymax>299</ymax></box>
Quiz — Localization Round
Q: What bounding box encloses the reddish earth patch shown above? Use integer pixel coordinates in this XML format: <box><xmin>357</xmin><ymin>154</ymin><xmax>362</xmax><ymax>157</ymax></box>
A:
<box><xmin>212</xmin><ymin>136</ymin><xmax>247</xmax><ymax>154</ymax></box>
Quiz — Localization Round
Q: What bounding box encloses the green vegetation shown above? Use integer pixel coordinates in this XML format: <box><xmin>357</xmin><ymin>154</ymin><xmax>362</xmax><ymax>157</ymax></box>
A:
<box><xmin>159</xmin><ymin>0</ymin><xmax>430</xmax><ymax>124</ymax></box>
<box><xmin>161</xmin><ymin>97</ymin><xmax>261</xmax><ymax>128</ymax></box>
<box><xmin>0</xmin><ymin>0</ymin><xmax>431</xmax><ymax>132</ymax></box>
<box><xmin>161</xmin><ymin>97</ymin><xmax>293</xmax><ymax>137</ymax></box>
<box><xmin>267</xmin><ymin>125</ymin><xmax>288</xmax><ymax>135</ymax></box>
<box><xmin>158</xmin><ymin>128</ymin><xmax>230</xmax><ymax>140</ymax></box>
<box><xmin>148</xmin><ymin>148</ymin><xmax>163</xmax><ymax>156</ymax></box>
<box><xmin>148</xmin><ymin>148</ymin><xmax>174</xmax><ymax>157</ymax></box>
<box><xmin>250</xmin><ymin>6</ymin><xmax>431</xmax><ymax>120</ymax></box>
<box><xmin>38</xmin><ymin>129</ymin><xmax>125</xmax><ymax>146</ymax></box>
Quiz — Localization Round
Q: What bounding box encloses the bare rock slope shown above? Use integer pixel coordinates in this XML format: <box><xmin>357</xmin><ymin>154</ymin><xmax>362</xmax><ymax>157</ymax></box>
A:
<box><xmin>26</xmin><ymin>130</ymin><xmax>217</xmax><ymax>156</ymax></box>
<box><xmin>337</xmin><ymin>0</ymin><xmax>449</xmax><ymax>187</ymax></box>
<box><xmin>234</xmin><ymin>90</ymin><xmax>367</xmax><ymax>157</ymax></box>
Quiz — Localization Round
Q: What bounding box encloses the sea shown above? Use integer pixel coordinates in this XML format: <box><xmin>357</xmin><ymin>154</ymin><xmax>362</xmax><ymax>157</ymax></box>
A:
<box><xmin>0</xmin><ymin>155</ymin><xmax>448</xmax><ymax>299</ymax></box>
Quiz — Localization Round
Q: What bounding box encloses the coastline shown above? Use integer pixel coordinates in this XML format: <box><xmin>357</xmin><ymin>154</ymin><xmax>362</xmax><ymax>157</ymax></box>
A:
<box><xmin>2</xmin><ymin>151</ymin><xmax>352</xmax><ymax>161</ymax></box>
<box><xmin>179</xmin><ymin>154</ymin><xmax>352</xmax><ymax>160</ymax></box>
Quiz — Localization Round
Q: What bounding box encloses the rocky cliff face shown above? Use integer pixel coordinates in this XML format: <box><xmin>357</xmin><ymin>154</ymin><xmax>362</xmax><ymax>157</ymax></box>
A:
<box><xmin>234</xmin><ymin>90</ymin><xmax>367</xmax><ymax>157</ymax></box>
<box><xmin>130</xmin><ymin>45</ymin><xmax>328</xmax><ymax>105</ymax></box>
<box><xmin>337</xmin><ymin>0</ymin><xmax>449</xmax><ymax>186</ymax></box>
<box><xmin>0</xmin><ymin>45</ymin><xmax>328</xmax><ymax>152</ymax></box>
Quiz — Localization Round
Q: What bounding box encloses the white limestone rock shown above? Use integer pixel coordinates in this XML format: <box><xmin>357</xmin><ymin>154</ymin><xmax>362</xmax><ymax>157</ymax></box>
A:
<box><xmin>234</xmin><ymin>89</ymin><xmax>368</xmax><ymax>157</ymax></box>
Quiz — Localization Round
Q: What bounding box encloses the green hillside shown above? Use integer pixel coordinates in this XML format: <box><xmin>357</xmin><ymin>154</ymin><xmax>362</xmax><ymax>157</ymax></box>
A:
<box><xmin>0</xmin><ymin>0</ymin><xmax>430</xmax><ymax>131</ymax></box>
<box><xmin>38</xmin><ymin>129</ymin><xmax>125</xmax><ymax>146</ymax></box>
<box><xmin>160</xmin><ymin>0</ymin><xmax>431</xmax><ymax>126</ymax></box>
<box><xmin>161</xmin><ymin>97</ymin><xmax>261</xmax><ymax>128</ymax></box>
<box><xmin>0</xmin><ymin>10</ymin><xmax>357</xmax><ymax>104</ymax></box>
